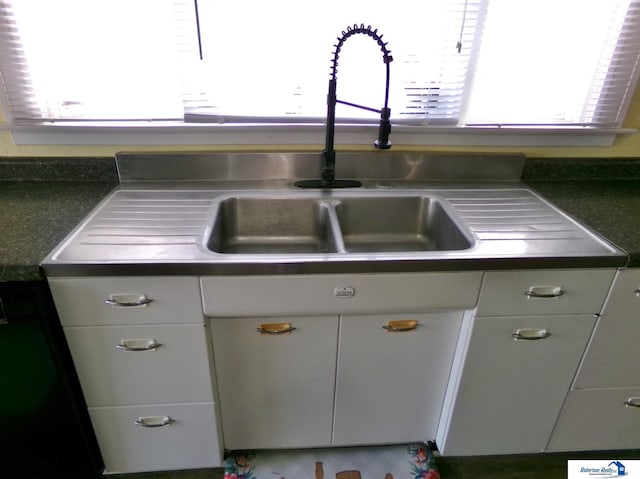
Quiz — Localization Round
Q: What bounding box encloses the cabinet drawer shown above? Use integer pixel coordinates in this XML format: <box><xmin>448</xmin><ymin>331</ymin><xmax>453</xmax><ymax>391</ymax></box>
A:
<box><xmin>547</xmin><ymin>388</ymin><xmax>640</xmax><ymax>451</ymax></box>
<box><xmin>89</xmin><ymin>403</ymin><xmax>221</xmax><ymax>474</ymax></box>
<box><xmin>64</xmin><ymin>324</ymin><xmax>214</xmax><ymax>406</ymax></box>
<box><xmin>49</xmin><ymin>277</ymin><xmax>203</xmax><ymax>326</ymax></box>
<box><xmin>201</xmin><ymin>272</ymin><xmax>482</xmax><ymax>317</ymax></box>
<box><xmin>476</xmin><ymin>269</ymin><xmax>615</xmax><ymax>316</ymax></box>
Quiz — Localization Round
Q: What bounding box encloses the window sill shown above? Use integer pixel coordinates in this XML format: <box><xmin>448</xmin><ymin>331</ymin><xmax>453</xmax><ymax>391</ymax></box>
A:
<box><xmin>1</xmin><ymin>122</ymin><xmax>635</xmax><ymax>147</ymax></box>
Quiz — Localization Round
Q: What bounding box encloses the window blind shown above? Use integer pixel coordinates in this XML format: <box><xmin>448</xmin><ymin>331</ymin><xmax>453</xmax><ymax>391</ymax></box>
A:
<box><xmin>465</xmin><ymin>0</ymin><xmax>640</xmax><ymax>127</ymax></box>
<box><xmin>0</xmin><ymin>0</ymin><xmax>639</xmax><ymax>130</ymax></box>
<box><xmin>183</xmin><ymin>0</ymin><xmax>486</xmax><ymax>125</ymax></box>
<box><xmin>0</xmin><ymin>0</ymin><xmax>192</xmax><ymax>123</ymax></box>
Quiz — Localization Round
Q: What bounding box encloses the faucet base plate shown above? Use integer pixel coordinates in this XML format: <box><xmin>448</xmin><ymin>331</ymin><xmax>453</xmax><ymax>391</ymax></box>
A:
<box><xmin>295</xmin><ymin>179</ymin><xmax>362</xmax><ymax>189</ymax></box>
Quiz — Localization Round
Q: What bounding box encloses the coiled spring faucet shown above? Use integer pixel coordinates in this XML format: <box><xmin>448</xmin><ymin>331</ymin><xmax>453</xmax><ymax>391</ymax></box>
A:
<box><xmin>296</xmin><ymin>24</ymin><xmax>393</xmax><ymax>188</ymax></box>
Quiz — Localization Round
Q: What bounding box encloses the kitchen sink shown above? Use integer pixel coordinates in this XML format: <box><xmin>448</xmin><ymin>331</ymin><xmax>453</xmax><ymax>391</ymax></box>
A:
<box><xmin>206</xmin><ymin>193</ymin><xmax>474</xmax><ymax>255</ymax></box>
<box><xmin>334</xmin><ymin>196</ymin><xmax>473</xmax><ymax>253</ymax></box>
<box><xmin>207</xmin><ymin>197</ymin><xmax>340</xmax><ymax>254</ymax></box>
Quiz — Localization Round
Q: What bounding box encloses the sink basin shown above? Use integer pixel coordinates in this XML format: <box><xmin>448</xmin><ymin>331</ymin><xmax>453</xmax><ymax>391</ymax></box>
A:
<box><xmin>206</xmin><ymin>193</ymin><xmax>474</xmax><ymax>255</ymax></box>
<box><xmin>207</xmin><ymin>197</ymin><xmax>339</xmax><ymax>254</ymax></box>
<box><xmin>334</xmin><ymin>196</ymin><xmax>473</xmax><ymax>252</ymax></box>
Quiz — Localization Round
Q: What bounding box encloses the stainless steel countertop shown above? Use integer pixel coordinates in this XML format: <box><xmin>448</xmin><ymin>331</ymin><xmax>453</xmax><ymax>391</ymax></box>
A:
<box><xmin>41</xmin><ymin>181</ymin><xmax>626</xmax><ymax>277</ymax></box>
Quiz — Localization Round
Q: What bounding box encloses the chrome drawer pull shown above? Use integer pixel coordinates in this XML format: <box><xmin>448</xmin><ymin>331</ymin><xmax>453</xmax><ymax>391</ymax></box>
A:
<box><xmin>512</xmin><ymin>328</ymin><xmax>551</xmax><ymax>341</ymax></box>
<box><xmin>624</xmin><ymin>397</ymin><xmax>640</xmax><ymax>408</ymax></box>
<box><xmin>134</xmin><ymin>416</ymin><xmax>174</xmax><ymax>428</ymax></box>
<box><xmin>256</xmin><ymin>322</ymin><xmax>296</xmax><ymax>335</ymax></box>
<box><xmin>382</xmin><ymin>320</ymin><xmax>418</xmax><ymax>332</ymax></box>
<box><xmin>524</xmin><ymin>286</ymin><xmax>565</xmax><ymax>298</ymax></box>
<box><xmin>116</xmin><ymin>339</ymin><xmax>162</xmax><ymax>351</ymax></box>
<box><xmin>104</xmin><ymin>294</ymin><xmax>153</xmax><ymax>307</ymax></box>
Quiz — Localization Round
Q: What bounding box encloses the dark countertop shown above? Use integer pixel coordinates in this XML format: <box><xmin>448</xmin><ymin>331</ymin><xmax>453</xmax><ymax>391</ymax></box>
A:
<box><xmin>1</xmin><ymin>157</ymin><xmax>118</xmax><ymax>282</ymax></box>
<box><xmin>0</xmin><ymin>181</ymin><xmax>117</xmax><ymax>281</ymax></box>
<box><xmin>525</xmin><ymin>180</ymin><xmax>640</xmax><ymax>268</ymax></box>
<box><xmin>523</xmin><ymin>158</ymin><xmax>640</xmax><ymax>269</ymax></box>
<box><xmin>1</xmin><ymin>156</ymin><xmax>639</xmax><ymax>282</ymax></box>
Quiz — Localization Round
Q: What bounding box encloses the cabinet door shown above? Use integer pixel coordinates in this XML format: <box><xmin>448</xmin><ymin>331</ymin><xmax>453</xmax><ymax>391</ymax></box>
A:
<box><xmin>211</xmin><ymin>316</ymin><xmax>339</xmax><ymax>450</ymax></box>
<box><xmin>574</xmin><ymin>269</ymin><xmax>640</xmax><ymax>388</ymax></box>
<box><xmin>333</xmin><ymin>312</ymin><xmax>463</xmax><ymax>446</ymax></box>
<box><xmin>547</xmin><ymin>387</ymin><xmax>640</xmax><ymax>451</ymax></box>
<box><xmin>439</xmin><ymin>314</ymin><xmax>596</xmax><ymax>455</ymax></box>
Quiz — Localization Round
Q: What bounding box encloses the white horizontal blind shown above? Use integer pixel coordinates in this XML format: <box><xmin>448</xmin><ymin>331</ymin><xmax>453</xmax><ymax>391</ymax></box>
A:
<box><xmin>0</xmin><ymin>0</ymin><xmax>192</xmax><ymax>123</ymax></box>
<box><xmin>0</xmin><ymin>0</ymin><xmax>638</xmax><ymax>130</ymax></box>
<box><xmin>182</xmin><ymin>0</ymin><xmax>486</xmax><ymax>125</ymax></box>
<box><xmin>465</xmin><ymin>0</ymin><xmax>640</xmax><ymax>127</ymax></box>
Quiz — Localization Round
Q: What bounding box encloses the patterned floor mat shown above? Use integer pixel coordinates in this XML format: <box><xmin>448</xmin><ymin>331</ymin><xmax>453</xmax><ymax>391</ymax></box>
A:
<box><xmin>224</xmin><ymin>443</ymin><xmax>439</xmax><ymax>479</ymax></box>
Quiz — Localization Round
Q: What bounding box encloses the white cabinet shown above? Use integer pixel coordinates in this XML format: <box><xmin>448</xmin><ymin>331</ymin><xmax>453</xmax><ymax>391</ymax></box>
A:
<box><xmin>48</xmin><ymin>277</ymin><xmax>222</xmax><ymax>474</ymax></box>
<box><xmin>548</xmin><ymin>268</ymin><xmax>640</xmax><ymax>451</ymax></box>
<box><xmin>437</xmin><ymin>269</ymin><xmax>615</xmax><ymax>456</ymax></box>
<box><xmin>203</xmin><ymin>272</ymin><xmax>481</xmax><ymax>450</ymax></box>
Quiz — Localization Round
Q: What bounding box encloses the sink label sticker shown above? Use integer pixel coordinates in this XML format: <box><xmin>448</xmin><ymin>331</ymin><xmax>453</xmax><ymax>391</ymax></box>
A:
<box><xmin>334</xmin><ymin>286</ymin><xmax>356</xmax><ymax>298</ymax></box>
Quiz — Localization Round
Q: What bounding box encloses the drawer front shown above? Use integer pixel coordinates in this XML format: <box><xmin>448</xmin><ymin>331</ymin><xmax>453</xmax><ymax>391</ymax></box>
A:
<box><xmin>547</xmin><ymin>388</ymin><xmax>640</xmax><ymax>451</ymax></box>
<box><xmin>201</xmin><ymin>272</ymin><xmax>482</xmax><ymax>317</ymax></box>
<box><xmin>476</xmin><ymin>269</ymin><xmax>615</xmax><ymax>316</ymax></box>
<box><xmin>89</xmin><ymin>403</ymin><xmax>221</xmax><ymax>474</ymax></box>
<box><xmin>64</xmin><ymin>324</ymin><xmax>214</xmax><ymax>406</ymax></box>
<box><xmin>49</xmin><ymin>277</ymin><xmax>203</xmax><ymax>326</ymax></box>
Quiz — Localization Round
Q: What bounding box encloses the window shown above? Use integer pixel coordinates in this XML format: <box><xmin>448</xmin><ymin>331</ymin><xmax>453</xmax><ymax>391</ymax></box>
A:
<box><xmin>0</xmin><ymin>0</ymin><xmax>639</xmax><ymax>145</ymax></box>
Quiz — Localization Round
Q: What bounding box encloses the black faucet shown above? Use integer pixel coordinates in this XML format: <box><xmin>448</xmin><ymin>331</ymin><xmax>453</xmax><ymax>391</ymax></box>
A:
<box><xmin>296</xmin><ymin>24</ymin><xmax>393</xmax><ymax>188</ymax></box>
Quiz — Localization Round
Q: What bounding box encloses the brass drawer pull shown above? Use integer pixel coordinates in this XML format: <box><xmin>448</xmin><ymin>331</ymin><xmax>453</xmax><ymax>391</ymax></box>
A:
<box><xmin>382</xmin><ymin>320</ymin><xmax>418</xmax><ymax>332</ymax></box>
<box><xmin>256</xmin><ymin>322</ymin><xmax>296</xmax><ymax>335</ymax></box>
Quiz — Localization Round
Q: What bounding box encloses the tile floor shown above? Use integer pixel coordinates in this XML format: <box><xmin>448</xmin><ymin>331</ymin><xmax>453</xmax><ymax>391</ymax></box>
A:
<box><xmin>106</xmin><ymin>450</ymin><xmax>640</xmax><ymax>479</ymax></box>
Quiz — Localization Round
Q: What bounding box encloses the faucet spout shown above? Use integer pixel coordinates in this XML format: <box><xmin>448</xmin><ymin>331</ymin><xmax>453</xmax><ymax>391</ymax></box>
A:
<box><xmin>296</xmin><ymin>24</ymin><xmax>393</xmax><ymax>189</ymax></box>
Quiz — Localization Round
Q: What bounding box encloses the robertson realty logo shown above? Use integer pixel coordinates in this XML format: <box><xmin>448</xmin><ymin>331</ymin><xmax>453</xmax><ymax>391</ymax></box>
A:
<box><xmin>569</xmin><ymin>460</ymin><xmax>640</xmax><ymax>479</ymax></box>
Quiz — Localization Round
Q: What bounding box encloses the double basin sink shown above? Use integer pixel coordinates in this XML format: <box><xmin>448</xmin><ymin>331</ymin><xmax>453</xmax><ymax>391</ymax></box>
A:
<box><xmin>206</xmin><ymin>192</ymin><xmax>475</xmax><ymax>255</ymax></box>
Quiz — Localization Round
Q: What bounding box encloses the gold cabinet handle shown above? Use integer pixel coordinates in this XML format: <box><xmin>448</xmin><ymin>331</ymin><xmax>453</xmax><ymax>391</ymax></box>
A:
<box><xmin>256</xmin><ymin>322</ymin><xmax>296</xmax><ymax>335</ymax></box>
<box><xmin>382</xmin><ymin>319</ymin><xmax>418</xmax><ymax>332</ymax></box>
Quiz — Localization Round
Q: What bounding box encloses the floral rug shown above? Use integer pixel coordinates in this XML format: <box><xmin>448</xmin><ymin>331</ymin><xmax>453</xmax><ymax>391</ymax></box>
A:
<box><xmin>223</xmin><ymin>443</ymin><xmax>439</xmax><ymax>479</ymax></box>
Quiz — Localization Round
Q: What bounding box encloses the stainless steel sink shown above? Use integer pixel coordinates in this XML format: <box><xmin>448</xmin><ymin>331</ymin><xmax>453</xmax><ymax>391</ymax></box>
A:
<box><xmin>334</xmin><ymin>196</ymin><xmax>473</xmax><ymax>253</ymax></box>
<box><xmin>207</xmin><ymin>197</ymin><xmax>340</xmax><ymax>254</ymax></box>
<box><xmin>206</xmin><ymin>193</ymin><xmax>474</xmax><ymax>255</ymax></box>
